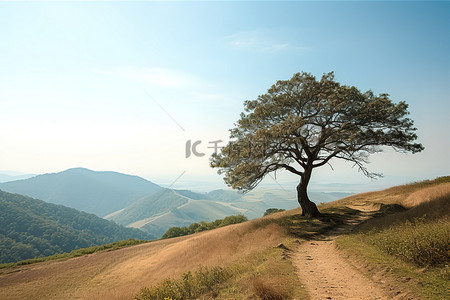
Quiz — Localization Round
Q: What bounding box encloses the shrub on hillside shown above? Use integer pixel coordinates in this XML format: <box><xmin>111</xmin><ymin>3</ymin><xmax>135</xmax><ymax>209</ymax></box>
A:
<box><xmin>135</xmin><ymin>267</ymin><xmax>231</xmax><ymax>300</ymax></box>
<box><xmin>264</xmin><ymin>208</ymin><xmax>286</xmax><ymax>216</ymax></box>
<box><xmin>162</xmin><ymin>214</ymin><xmax>248</xmax><ymax>239</ymax></box>
<box><xmin>363</xmin><ymin>217</ymin><xmax>450</xmax><ymax>267</ymax></box>
<box><xmin>251</xmin><ymin>277</ymin><xmax>287</xmax><ymax>300</ymax></box>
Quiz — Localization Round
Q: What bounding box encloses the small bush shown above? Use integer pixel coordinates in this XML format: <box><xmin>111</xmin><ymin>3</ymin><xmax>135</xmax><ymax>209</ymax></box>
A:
<box><xmin>135</xmin><ymin>266</ymin><xmax>232</xmax><ymax>300</ymax></box>
<box><xmin>162</xmin><ymin>215</ymin><xmax>248</xmax><ymax>239</ymax></box>
<box><xmin>263</xmin><ymin>208</ymin><xmax>286</xmax><ymax>216</ymax></box>
<box><xmin>251</xmin><ymin>277</ymin><xmax>287</xmax><ymax>300</ymax></box>
<box><xmin>362</xmin><ymin>217</ymin><xmax>450</xmax><ymax>267</ymax></box>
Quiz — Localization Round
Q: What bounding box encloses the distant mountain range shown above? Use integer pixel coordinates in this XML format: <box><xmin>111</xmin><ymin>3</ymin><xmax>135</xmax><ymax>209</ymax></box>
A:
<box><xmin>0</xmin><ymin>172</ymin><xmax>36</xmax><ymax>183</ymax></box>
<box><xmin>0</xmin><ymin>168</ymin><xmax>352</xmax><ymax>239</ymax></box>
<box><xmin>0</xmin><ymin>190</ymin><xmax>153</xmax><ymax>264</ymax></box>
<box><xmin>0</xmin><ymin>168</ymin><xmax>162</xmax><ymax>217</ymax></box>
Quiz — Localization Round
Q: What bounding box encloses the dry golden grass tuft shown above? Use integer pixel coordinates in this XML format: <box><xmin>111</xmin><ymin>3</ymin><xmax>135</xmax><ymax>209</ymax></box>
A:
<box><xmin>324</xmin><ymin>176</ymin><xmax>450</xmax><ymax>209</ymax></box>
<box><xmin>354</xmin><ymin>184</ymin><xmax>450</xmax><ymax>232</ymax></box>
<box><xmin>251</xmin><ymin>277</ymin><xmax>288</xmax><ymax>300</ymax></box>
<box><xmin>401</xmin><ymin>182</ymin><xmax>450</xmax><ymax>208</ymax></box>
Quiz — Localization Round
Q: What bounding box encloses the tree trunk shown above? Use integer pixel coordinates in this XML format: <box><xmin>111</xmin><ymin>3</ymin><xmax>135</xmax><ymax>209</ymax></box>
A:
<box><xmin>297</xmin><ymin>171</ymin><xmax>321</xmax><ymax>218</ymax></box>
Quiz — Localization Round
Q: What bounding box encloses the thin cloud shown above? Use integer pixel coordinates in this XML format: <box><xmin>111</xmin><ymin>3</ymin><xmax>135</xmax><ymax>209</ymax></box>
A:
<box><xmin>223</xmin><ymin>30</ymin><xmax>308</xmax><ymax>53</ymax></box>
<box><xmin>97</xmin><ymin>66</ymin><xmax>233</xmax><ymax>106</ymax></box>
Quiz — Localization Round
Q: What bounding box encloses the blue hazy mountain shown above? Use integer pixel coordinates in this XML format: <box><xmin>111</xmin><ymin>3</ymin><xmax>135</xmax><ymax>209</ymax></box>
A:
<box><xmin>0</xmin><ymin>168</ymin><xmax>162</xmax><ymax>217</ymax></box>
<box><xmin>0</xmin><ymin>172</ymin><xmax>36</xmax><ymax>183</ymax></box>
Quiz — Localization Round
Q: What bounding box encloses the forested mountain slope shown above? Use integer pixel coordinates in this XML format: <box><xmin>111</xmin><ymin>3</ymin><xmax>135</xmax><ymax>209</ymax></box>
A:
<box><xmin>0</xmin><ymin>190</ymin><xmax>153</xmax><ymax>263</ymax></box>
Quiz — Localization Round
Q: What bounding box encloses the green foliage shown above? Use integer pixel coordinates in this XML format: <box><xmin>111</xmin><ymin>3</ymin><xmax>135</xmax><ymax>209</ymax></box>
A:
<box><xmin>211</xmin><ymin>71</ymin><xmax>423</xmax><ymax>192</ymax></box>
<box><xmin>161</xmin><ymin>214</ymin><xmax>248</xmax><ymax>239</ymax></box>
<box><xmin>263</xmin><ymin>208</ymin><xmax>286</xmax><ymax>216</ymax></box>
<box><xmin>0</xmin><ymin>190</ymin><xmax>152</xmax><ymax>263</ymax></box>
<box><xmin>135</xmin><ymin>266</ymin><xmax>231</xmax><ymax>300</ymax></box>
<box><xmin>357</xmin><ymin>217</ymin><xmax>449</xmax><ymax>267</ymax></box>
<box><xmin>0</xmin><ymin>239</ymin><xmax>147</xmax><ymax>269</ymax></box>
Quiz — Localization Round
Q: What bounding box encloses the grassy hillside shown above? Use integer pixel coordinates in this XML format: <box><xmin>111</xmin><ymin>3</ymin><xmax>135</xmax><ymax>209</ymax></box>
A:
<box><xmin>1</xmin><ymin>178</ymin><xmax>447</xmax><ymax>299</ymax></box>
<box><xmin>107</xmin><ymin>187</ymin><xmax>349</xmax><ymax>238</ymax></box>
<box><xmin>0</xmin><ymin>190</ymin><xmax>153</xmax><ymax>263</ymax></box>
<box><xmin>107</xmin><ymin>189</ymin><xmax>190</xmax><ymax>225</ymax></box>
<box><xmin>139</xmin><ymin>200</ymin><xmax>246</xmax><ymax>238</ymax></box>
<box><xmin>0</xmin><ymin>214</ymin><xmax>295</xmax><ymax>300</ymax></box>
<box><xmin>136</xmin><ymin>177</ymin><xmax>450</xmax><ymax>299</ymax></box>
<box><xmin>0</xmin><ymin>168</ymin><xmax>162</xmax><ymax>217</ymax></box>
<box><xmin>335</xmin><ymin>178</ymin><xmax>450</xmax><ymax>299</ymax></box>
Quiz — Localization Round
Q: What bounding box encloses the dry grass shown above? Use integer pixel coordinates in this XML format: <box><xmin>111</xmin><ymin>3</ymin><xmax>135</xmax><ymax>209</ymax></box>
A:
<box><xmin>0</xmin><ymin>239</ymin><xmax>148</xmax><ymax>270</ymax></box>
<box><xmin>0</xmin><ymin>219</ymin><xmax>288</xmax><ymax>300</ymax></box>
<box><xmin>401</xmin><ymin>182</ymin><xmax>450</xmax><ymax>208</ymax></box>
<box><xmin>251</xmin><ymin>277</ymin><xmax>288</xmax><ymax>300</ymax></box>
<box><xmin>214</xmin><ymin>238</ymin><xmax>307</xmax><ymax>299</ymax></box>
<box><xmin>2</xmin><ymin>177</ymin><xmax>449</xmax><ymax>300</ymax></box>
<box><xmin>336</xmin><ymin>179</ymin><xmax>450</xmax><ymax>299</ymax></box>
<box><xmin>356</xmin><ymin>190</ymin><xmax>450</xmax><ymax>232</ymax></box>
<box><xmin>135</xmin><ymin>266</ymin><xmax>232</xmax><ymax>300</ymax></box>
<box><xmin>323</xmin><ymin>176</ymin><xmax>450</xmax><ymax>209</ymax></box>
<box><xmin>135</xmin><ymin>236</ymin><xmax>305</xmax><ymax>300</ymax></box>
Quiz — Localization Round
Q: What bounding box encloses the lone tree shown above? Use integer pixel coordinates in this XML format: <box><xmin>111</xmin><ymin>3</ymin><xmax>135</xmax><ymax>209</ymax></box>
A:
<box><xmin>211</xmin><ymin>72</ymin><xmax>424</xmax><ymax>217</ymax></box>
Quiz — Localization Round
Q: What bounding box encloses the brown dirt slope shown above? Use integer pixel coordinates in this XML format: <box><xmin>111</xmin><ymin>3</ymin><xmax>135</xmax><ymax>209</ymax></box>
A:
<box><xmin>0</xmin><ymin>221</ymin><xmax>286</xmax><ymax>300</ymax></box>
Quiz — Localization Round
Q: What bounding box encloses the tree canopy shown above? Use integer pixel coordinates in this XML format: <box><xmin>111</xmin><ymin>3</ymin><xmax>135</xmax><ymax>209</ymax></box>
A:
<box><xmin>211</xmin><ymin>72</ymin><xmax>423</xmax><ymax>217</ymax></box>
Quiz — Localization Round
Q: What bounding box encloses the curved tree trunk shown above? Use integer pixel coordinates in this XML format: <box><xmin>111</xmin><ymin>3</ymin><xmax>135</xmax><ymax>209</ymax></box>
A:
<box><xmin>297</xmin><ymin>170</ymin><xmax>321</xmax><ymax>218</ymax></box>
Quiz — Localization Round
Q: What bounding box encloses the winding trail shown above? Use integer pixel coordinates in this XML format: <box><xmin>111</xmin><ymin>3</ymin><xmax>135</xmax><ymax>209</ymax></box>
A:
<box><xmin>293</xmin><ymin>209</ymin><xmax>388</xmax><ymax>300</ymax></box>
<box><xmin>294</xmin><ymin>239</ymin><xmax>387</xmax><ymax>300</ymax></box>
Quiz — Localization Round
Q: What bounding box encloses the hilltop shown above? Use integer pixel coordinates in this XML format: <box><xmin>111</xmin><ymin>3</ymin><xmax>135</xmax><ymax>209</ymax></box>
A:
<box><xmin>0</xmin><ymin>168</ymin><xmax>162</xmax><ymax>217</ymax></box>
<box><xmin>0</xmin><ymin>177</ymin><xmax>447</xmax><ymax>299</ymax></box>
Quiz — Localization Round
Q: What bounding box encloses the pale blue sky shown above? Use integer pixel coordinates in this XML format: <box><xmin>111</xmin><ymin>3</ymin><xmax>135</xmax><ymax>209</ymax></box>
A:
<box><xmin>0</xmin><ymin>1</ymin><xmax>449</xmax><ymax>191</ymax></box>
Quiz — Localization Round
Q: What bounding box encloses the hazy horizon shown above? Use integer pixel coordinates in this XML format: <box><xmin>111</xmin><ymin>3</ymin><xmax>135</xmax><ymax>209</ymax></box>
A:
<box><xmin>0</xmin><ymin>166</ymin><xmax>443</xmax><ymax>195</ymax></box>
<box><xmin>1</xmin><ymin>2</ymin><xmax>449</xmax><ymax>193</ymax></box>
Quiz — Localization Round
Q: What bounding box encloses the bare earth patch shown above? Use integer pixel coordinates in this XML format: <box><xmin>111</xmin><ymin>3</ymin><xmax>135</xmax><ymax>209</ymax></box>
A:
<box><xmin>294</xmin><ymin>238</ymin><xmax>388</xmax><ymax>300</ymax></box>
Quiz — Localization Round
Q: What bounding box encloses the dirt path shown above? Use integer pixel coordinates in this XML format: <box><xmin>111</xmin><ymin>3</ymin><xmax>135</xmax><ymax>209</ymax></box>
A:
<box><xmin>294</xmin><ymin>238</ymin><xmax>387</xmax><ymax>300</ymax></box>
<box><xmin>293</xmin><ymin>210</ymin><xmax>388</xmax><ymax>300</ymax></box>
